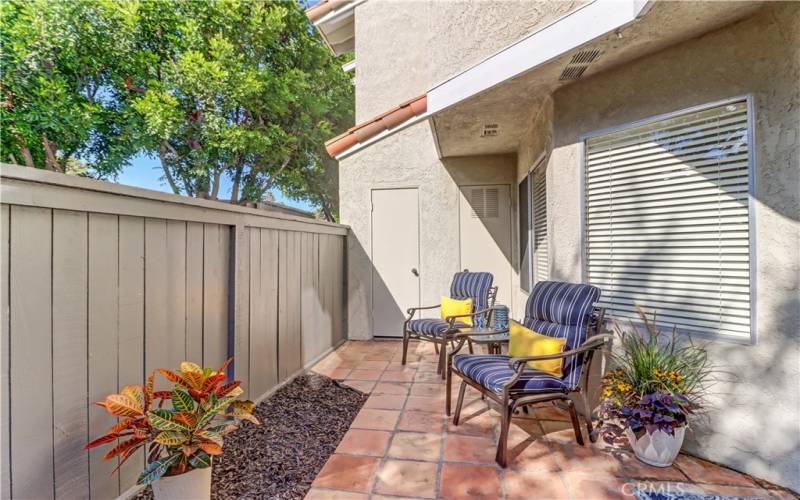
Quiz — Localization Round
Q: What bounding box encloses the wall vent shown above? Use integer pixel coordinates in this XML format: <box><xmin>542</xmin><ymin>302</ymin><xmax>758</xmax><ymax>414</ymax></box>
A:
<box><xmin>570</xmin><ymin>49</ymin><xmax>600</xmax><ymax>65</ymax></box>
<box><xmin>471</xmin><ymin>187</ymin><xmax>499</xmax><ymax>219</ymax></box>
<box><xmin>559</xmin><ymin>65</ymin><xmax>588</xmax><ymax>81</ymax></box>
<box><xmin>559</xmin><ymin>49</ymin><xmax>600</xmax><ymax>81</ymax></box>
<box><xmin>481</xmin><ymin>123</ymin><xmax>499</xmax><ymax>137</ymax></box>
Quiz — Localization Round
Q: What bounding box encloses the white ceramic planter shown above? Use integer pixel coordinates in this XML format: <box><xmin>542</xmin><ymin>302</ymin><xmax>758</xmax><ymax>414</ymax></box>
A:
<box><xmin>152</xmin><ymin>466</ymin><xmax>212</xmax><ymax>500</ymax></box>
<box><xmin>625</xmin><ymin>426</ymin><xmax>686</xmax><ymax>467</ymax></box>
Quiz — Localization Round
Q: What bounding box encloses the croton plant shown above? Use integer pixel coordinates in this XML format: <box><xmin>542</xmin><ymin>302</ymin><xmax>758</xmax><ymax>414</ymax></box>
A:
<box><xmin>86</xmin><ymin>358</ymin><xmax>259</xmax><ymax>485</ymax></box>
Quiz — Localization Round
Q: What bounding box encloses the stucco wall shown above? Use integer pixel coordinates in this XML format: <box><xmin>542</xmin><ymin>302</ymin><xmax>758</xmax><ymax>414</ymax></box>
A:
<box><xmin>353</xmin><ymin>0</ymin><xmax>583</xmax><ymax>121</ymax></box>
<box><xmin>339</xmin><ymin>121</ymin><xmax>517</xmax><ymax>340</ymax></box>
<box><xmin>516</xmin><ymin>3</ymin><xmax>800</xmax><ymax>490</ymax></box>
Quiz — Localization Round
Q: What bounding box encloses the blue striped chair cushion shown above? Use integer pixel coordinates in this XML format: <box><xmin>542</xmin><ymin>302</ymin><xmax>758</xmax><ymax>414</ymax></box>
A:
<box><xmin>521</xmin><ymin>281</ymin><xmax>601</xmax><ymax>389</ymax></box>
<box><xmin>450</xmin><ymin>272</ymin><xmax>494</xmax><ymax>312</ymax></box>
<box><xmin>408</xmin><ymin>318</ymin><xmax>469</xmax><ymax>336</ymax></box>
<box><xmin>454</xmin><ymin>354</ymin><xmax>567</xmax><ymax>394</ymax></box>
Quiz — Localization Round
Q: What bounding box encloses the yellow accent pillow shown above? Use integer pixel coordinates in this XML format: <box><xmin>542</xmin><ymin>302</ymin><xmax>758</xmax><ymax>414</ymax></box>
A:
<box><xmin>440</xmin><ymin>296</ymin><xmax>473</xmax><ymax>327</ymax></box>
<box><xmin>508</xmin><ymin>320</ymin><xmax>567</xmax><ymax>377</ymax></box>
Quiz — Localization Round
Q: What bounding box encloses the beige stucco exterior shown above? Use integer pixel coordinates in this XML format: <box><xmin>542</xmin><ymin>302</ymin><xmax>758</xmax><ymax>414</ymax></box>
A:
<box><xmin>353</xmin><ymin>0</ymin><xmax>584</xmax><ymax>121</ymax></box>
<box><xmin>514</xmin><ymin>4</ymin><xmax>800</xmax><ymax>489</ymax></box>
<box><xmin>338</xmin><ymin>0</ymin><xmax>799</xmax><ymax>491</ymax></box>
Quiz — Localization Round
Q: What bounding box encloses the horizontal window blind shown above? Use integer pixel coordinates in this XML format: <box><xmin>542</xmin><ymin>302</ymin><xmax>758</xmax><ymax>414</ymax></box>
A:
<box><xmin>532</xmin><ymin>165</ymin><xmax>548</xmax><ymax>282</ymax></box>
<box><xmin>584</xmin><ymin>100</ymin><xmax>752</xmax><ymax>339</ymax></box>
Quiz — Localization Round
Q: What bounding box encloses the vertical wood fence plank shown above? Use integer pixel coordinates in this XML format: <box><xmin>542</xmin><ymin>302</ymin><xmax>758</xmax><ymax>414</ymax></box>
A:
<box><xmin>251</xmin><ymin>229</ymin><xmax>278</xmax><ymax>398</ymax></box>
<box><xmin>88</xmin><ymin>213</ymin><xmax>119</xmax><ymax>499</ymax></box>
<box><xmin>203</xmin><ymin>224</ymin><xmax>228</xmax><ymax>369</ymax></box>
<box><xmin>248</xmin><ymin>228</ymin><xmax>263</xmax><ymax>397</ymax></box>
<box><xmin>4</xmin><ymin>206</ymin><xmax>53</xmax><ymax>498</ymax></box>
<box><xmin>145</xmin><ymin>219</ymin><xmax>168</xmax><ymax>391</ymax></box>
<box><xmin>185</xmin><ymin>222</ymin><xmax>204</xmax><ymax>364</ymax></box>
<box><xmin>1</xmin><ymin>205</ymin><xmax>10</xmax><ymax>500</ymax></box>
<box><xmin>279</xmin><ymin>231</ymin><xmax>302</xmax><ymax>379</ymax></box>
<box><xmin>118</xmin><ymin>216</ymin><xmax>145</xmax><ymax>490</ymax></box>
<box><xmin>233</xmin><ymin>226</ymin><xmax>250</xmax><ymax>397</ymax></box>
<box><xmin>166</xmin><ymin>220</ymin><xmax>187</xmax><ymax>368</ymax></box>
<box><xmin>9</xmin><ymin>206</ymin><xmax>53</xmax><ymax>499</ymax></box>
<box><xmin>302</xmin><ymin>232</ymin><xmax>325</xmax><ymax>364</ymax></box>
<box><xmin>319</xmin><ymin>234</ymin><xmax>333</xmax><ymax>346</ymax></box>
<box><xmin>333</xmin><ymin>236</ymin><xmax>345</xmax><ymax>343</ymax></box>
<box><xmin>52</xmin><ymin>210</ymin><xmax>89</xmax><ymax>499</ymax></box>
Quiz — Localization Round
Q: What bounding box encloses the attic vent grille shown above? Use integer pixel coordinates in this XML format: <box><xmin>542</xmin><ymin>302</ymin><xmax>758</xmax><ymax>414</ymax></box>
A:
<box><xmin>559</xmin><ymin>65</ymin><xmax>588</xmax><ymax>81</ymax></box>
<box><xmin>471</xmin><ymin>188</ymin><xmax>499</xmax><ymax>219</ymax></box>
<box><xmin>570</xmin><ymin>49</ymin><xmax>600</xmax><ymax>64</ymax></box>
<box><xmin>481</xmin><ymin>123</ymin><xmax>499</xmax><ymax>137</ymax></box>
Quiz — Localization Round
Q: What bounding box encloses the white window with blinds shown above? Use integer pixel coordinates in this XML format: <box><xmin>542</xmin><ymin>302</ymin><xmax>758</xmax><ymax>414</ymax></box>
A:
<box><xmin>583</xmin><ymin>98</ymin><xmax>755</xmax><ymax>341</ymax></box>
<box><xmin>531</xmin><ymin>165</ymin><xmax>548</xmax><ymax>283</ymax></box>
<box><xmin>519</xmin><ymin>159</ymin><xmax>549</xmax><ymax>292</ymax></box>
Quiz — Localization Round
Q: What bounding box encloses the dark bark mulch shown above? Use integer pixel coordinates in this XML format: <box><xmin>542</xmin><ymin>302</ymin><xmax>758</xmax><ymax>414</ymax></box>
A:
<box><xmin>136</xmin><ymin>374</ymin><xmax>367</xmax><ymax>499</ymax></box>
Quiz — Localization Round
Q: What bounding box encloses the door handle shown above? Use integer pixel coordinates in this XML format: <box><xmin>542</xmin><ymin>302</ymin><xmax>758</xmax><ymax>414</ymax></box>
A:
<box><xmin>411</xmin><ymin>268</ymin><xmax>419</xmax><ymax>277</ymax></box>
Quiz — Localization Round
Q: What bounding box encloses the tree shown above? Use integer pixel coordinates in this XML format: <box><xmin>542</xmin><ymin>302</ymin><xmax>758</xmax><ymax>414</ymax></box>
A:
<box><xmin>1</xmin><ymin>0</ymin><xmax>353</xmax><ymax>220</ymax></box>
<box><xmin>124</xmin><ymin>0</ymin><xmax>353</xmax><ymax>215</ymax></box>
<box><xmin>0</xmin><ymin>0</ymin><xmax>139</xmax><ymax>173</ymax></box>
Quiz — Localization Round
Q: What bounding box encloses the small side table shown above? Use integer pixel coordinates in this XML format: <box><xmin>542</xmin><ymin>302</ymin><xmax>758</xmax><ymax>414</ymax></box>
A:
<box><xmin>456</xmin><ymin>327</ymin><xmax>509</xmax><ymax>354</ymax></box>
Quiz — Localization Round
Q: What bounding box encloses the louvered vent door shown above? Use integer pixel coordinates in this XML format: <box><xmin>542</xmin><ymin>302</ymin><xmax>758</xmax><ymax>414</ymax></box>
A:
<box><xmin>459</xmin><ymin>185</ymin><xmax>512</xmax><ymax>306</ymax></box>
<box><xmin>584</xmin><ymin>100</ymin><xmax>753</xmax><ymax>339</ymax></box>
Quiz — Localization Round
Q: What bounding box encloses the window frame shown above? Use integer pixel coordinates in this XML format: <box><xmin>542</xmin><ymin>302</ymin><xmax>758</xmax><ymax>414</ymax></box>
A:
<box><xmin>578</xmin><ymin>95</ymin><xmax>757</xmax><ymax>345</ymax></box>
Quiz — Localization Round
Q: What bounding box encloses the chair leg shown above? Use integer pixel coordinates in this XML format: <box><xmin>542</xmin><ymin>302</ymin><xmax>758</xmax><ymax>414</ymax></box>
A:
<box><xmin>495</xmin><ymin>400</ymin><xmax>514</xmax><ymax>467</ymax></box>
<box><xmin>580</xmin><ymin>390</ymin><xmax>596</xmax><ymax>442</ymax></box>
<box><xmin>446</xmin><ymin>366</ymin><xmax>453</xmax><ymax>416</ymax></box>
<box><xmin>468</xmin><ymin>339</ymin><xmax>474</xmax><ymax>354</ymax></box>
<box><xmin>452</xmin><ymin>381</ymin><xmax>467</xmax><ymax>425</ymax></box>
<box><xmin>434</xmin><ymin>343</ymin><xmax>439</xmax><ymax>355</ymax></box>
<box><xmin>566</xmin><ymin>399</ymin><xmax>585</xmax><ymax>446</ymax></box>
<box><xmin>438</xmin><ymin>337</ymin><xmax>448</xmax><ymax>379</ymax></box>
<box><xmin>401</xmin><ymin>331</ymin><xmax>409</xmax><ymax>365</ymax></box>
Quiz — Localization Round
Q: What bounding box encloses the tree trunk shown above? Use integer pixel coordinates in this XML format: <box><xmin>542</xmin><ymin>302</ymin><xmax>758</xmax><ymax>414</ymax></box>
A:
<box><xmin>41</xmin><ymin>135</ymin><xmax>63</xmax><ymax>172</ymax></box>
<box><xmin>209</xmin><ymin>168</ymin><xmax>221</xmax><ymax>200</ymax></box>
<box><xmin>157</xmin><ymin>144</ymin><xmax>181</xmax><ymax>194</ymax></box>
<box><xmin>230</xmin><ymin>165</ymin><xmax>244</xmax><ymax>204</ymax></box>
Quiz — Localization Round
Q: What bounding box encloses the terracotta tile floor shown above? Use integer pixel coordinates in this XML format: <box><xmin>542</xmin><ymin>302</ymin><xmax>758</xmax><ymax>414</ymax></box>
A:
<box><xmin>308</xmin><ymin>340</ymin><xmax>794</xmax><ymax>499</ymax></box>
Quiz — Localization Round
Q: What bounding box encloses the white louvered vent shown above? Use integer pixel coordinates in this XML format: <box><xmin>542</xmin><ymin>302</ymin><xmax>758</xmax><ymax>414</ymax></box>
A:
<box><xmin>531</xmin><ymin>167</ymin><xmax>548</xmax><ymax>282</ymax></box>
<box><xmin>471</xmin><ymin>187</ymin><xmax>500</xmax><ymax>219</ymax></box>
<box><xmin>584</xmin><ymin>100</ymin><xmax>752</xmax><ymax>340</ymax></box>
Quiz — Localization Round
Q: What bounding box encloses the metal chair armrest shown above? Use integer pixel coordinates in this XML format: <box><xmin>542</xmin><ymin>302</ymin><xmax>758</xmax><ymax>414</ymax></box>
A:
<box><xmin>444</xmin><ymin>307</ymin><xmax>493</xmax><ymax>324</ymax></box>
<box><xmin>405</xmin><ymin>304</ymin><xmax>442</xmax><ymax>319</ymax></box>
<box><xmin>453</xmin><ymin>330</ymin><xmax>506</xmax><ymax>339</ymax></box>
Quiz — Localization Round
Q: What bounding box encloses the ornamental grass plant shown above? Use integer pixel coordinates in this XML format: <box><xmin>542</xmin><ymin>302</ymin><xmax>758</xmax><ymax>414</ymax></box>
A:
<box><xmin>595</xmin><ymin>307</ymin><xmax>713</xmax><ymax>444</ymax></box>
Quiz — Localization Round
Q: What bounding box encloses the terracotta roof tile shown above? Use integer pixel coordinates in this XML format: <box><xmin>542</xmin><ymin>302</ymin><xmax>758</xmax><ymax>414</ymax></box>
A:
<box><xmin>325</xmin><ymin>94</ymin><xmax>427</xmax><ymax>157</ymax></box>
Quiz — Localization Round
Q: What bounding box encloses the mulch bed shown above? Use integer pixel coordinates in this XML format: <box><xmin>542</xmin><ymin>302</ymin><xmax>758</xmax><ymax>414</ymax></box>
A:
<box><xmin>136</xmin><ymin>374</ymin><xmax>367</xmax><ymax>499</ymax></box>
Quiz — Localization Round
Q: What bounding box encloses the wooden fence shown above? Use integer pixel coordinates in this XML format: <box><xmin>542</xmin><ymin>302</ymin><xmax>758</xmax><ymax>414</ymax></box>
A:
<box><xmin>0</xmin><ymin>164</ymin><xmax>348</xmax><ymax>499</ymax></box>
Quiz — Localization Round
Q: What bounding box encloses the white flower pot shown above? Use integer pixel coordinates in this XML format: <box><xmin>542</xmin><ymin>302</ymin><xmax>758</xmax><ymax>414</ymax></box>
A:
<box><xmin>625</xmin><ymin>426</ymin><xmax>686</xmax><ymax>467</ymax></box>
<box><xmin>152</xmin><ymin>466</ymin><xmax>212</xmax><ymax>500</ymax></box>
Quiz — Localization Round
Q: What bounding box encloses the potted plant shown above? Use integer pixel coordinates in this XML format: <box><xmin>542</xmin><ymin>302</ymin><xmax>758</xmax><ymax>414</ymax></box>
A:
<box><xmin>86</xmin><ymin>358</ymin><xmax>259</xmax><ymax>499</ymax></box>
<box><xmin>594</xmin><ymin>308</ymin><xmax>711</xmax><ymax>467</ymax></box>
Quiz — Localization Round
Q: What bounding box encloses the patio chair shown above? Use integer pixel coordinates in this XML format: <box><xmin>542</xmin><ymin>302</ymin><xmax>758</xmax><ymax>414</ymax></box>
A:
<box><xmin>402</xmin><ymin>271</ymin><xmax>498</xmax><ymax>377</ymax></box>
<box><xmin>447</xmin><ymin>280</ymin><xmax>611</xmax><ymax>467</ymax></box>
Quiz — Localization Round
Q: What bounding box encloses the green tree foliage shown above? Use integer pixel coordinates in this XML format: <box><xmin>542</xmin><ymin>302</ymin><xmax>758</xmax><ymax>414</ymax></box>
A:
<box><xmin>0</xmin><ymin>0</ymin><xmax>139</xmax><ymax>173</ymax></box>
<box><xmin>1</xmin><ymin>0</ymin><xmax>353</xmax><ymax>220</ymax></box>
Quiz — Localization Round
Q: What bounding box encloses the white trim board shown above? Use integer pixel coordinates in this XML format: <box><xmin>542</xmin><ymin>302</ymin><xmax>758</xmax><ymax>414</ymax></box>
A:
<box><xmin>427</xmin><ymin>0</ymin><xmax>652</xmax><ymax>115</ymax></box>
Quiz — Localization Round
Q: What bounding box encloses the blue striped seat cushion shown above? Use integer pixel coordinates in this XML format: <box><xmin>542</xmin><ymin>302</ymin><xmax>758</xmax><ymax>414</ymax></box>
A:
<box><xmin>454</xmin><ymin>354</ymin><xmax>567</xmax><ymax>394</ymax></box>
<box><xmin>407</xmin><ymin>318</ymin><xmax>468</xmax><ymax>336</ymax></box>
<box><xmin>521</xmin><ymin>281</ymin><xmax>601</xmax><ymax>390</ymax></box>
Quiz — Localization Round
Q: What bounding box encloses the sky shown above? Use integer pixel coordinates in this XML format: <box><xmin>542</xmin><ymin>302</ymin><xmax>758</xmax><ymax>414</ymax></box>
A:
<box><xmin>114</xmin><ymin>152</ymin><xmax>315</xmax><ymax>211</ymax></box>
